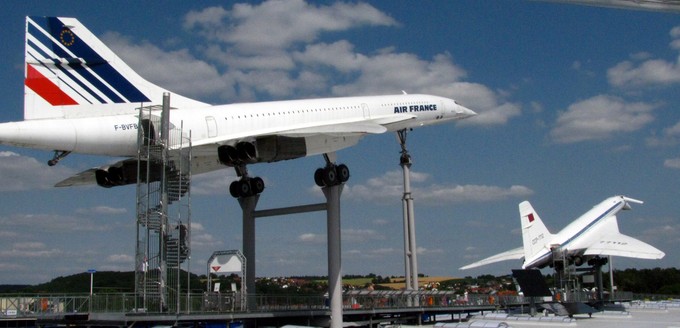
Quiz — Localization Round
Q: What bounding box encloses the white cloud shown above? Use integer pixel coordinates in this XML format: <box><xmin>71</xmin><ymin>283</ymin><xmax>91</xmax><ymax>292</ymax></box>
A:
<box><xmin>0</xmin><ymin>152</ymin><xmax>76</xmax><ymax>191</ymax></box>
<box><xmin>345</xmin><ymin>247</ymin><xmax>397</xmax><ymax>259</ymax></box>
<box><xmin>0</xmin><ymin>231</ymin><xmax>17</xmax><ymax>238</ymax></box>
<box><xmin>13</xmin><ymin>242</ymin><xmax>45</xmax><ymax>249</ymax></box>
<box><xmin>607</xmin><ymin>26</ymin><xmax>680</xmax><ymax>87</ymax></box>
<box><xmin>102</xmin><ymin>32</ymin><xmax>234</xmax><ymax>101</ymax></box>
<box><xmin>183</xmin><ymin>1</ymin><xmax>397</xmax><ymax>54</ymax></box>
<box><xmin>0</xmin><ymin>244</ymin><xmax>63</xmax><ymax>258</ymax></box>
<box><xmin>664</xmin><ymin>158</ymin><xmax>680</xmax><ymax>169</ymax></box>
<box><xmin>113</xmin><ymin>1</ymin><xmax>519</xmax><ymax>123</ymax></box>
<box><xmin>294</xmin><ymin>46</ymin><xmax>519</xmax><ymax>125</ymax></box>
<box><xmin>190</xmin><ymin>170</ymin><xmax>235</xmax><ymax>195</ymax></box>
<box><xmin>345</xmin><ymin>170</ymin><xmax>533</xmax><ymax>204</ymax></box>
<box><xmin>183</xmin><ymin>6</ymin><xmax>229</xmax><ymax>30</ymax></box>
<box><xmin>0</xmin><ymin>213</ymin><xmax>113</xmax><ymax>232</ymax></box>
<box><xmin>76</xmin><ymin>206</ymin><xmax>127</xmax><ymax>215</ymax></box>
<box><xmin>293</xmin><ymin>41</ymin><xmax>367</xmax><ymax>73</ymax></box>
<box><xmin>298</xmin><ymin>233</ymin><xmax>324</xmax><ymax>243</ymax></box>
<box><xmin>297</xmin><ymin>228</ymin><xmax>389</xmax><ymax>253</ymax></box>
<box><xmin>107</xmin><ymin>254</ymin><xmax>134</xmax><ymax>263</ymax></box>
<box><xmin>188</xmin><ymin>221</ymin><xmax>222</xmax><ymax>249</ymax></box>
<box><xmin>670</xmin><ymin>26</ymin><xmax>680</xmax><ymax>49</ymax></box>
<box><xmin>342</xmin><ymin>229</ymin><xmax>386</xmax><ymax>243</ymax></box>
<box><xmin>550</xmin><ymin>95</ymin><xmax>657</xmax><ymax>144</ymax></box>
<box><xmin>373</xmin><ymin>219</ymin><xmax>389</xmax><ymax>226</ymax></box>
<box><xmin>641</xmin><ymin>223</ymin><xmax>680</xmax><ymax>244</ymax></box>
<box><xmin>417</xmin><ymin>246</ymin><xmax>444</xmax><ymax>255</ymax></box>
<box><xmin>647</xmin><ymin>121</ymin><xmax>680</xmax><ymax>147</ymax></box>
<box><xmin>0</xmin><ymin>263</ymin><xmax>26</xmax><ymax>271</ymax></box>
<box><xmin>608</xmin><ymin>59</ymin><xmax>680</xmax><ymax>87</ymax></box>
<box><xmin>95</xmin><ymin>0</ymin><xmax>522</xmax><ymax>127</ymax></box>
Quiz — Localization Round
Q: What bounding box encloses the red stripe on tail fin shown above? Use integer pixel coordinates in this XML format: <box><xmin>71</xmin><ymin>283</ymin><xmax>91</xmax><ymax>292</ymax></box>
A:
<box><xmin>25</xmin><ymin>64</ymin><xmax>78</xmax><ymax>106</ymax></box>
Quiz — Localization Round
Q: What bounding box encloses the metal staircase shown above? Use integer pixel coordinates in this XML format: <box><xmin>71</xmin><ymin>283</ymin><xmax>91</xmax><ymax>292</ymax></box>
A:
<box><xmin>134</xmin><ymin>94</ymin><xmax>192</xmax><ymax>314</ymax></box>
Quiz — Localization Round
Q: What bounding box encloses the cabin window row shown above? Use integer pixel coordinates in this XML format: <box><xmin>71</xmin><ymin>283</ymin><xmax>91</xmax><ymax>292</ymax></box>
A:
<box><xmin>224</xmin><ymin>105</ymin><xmax>362</xmax><ymax>120</ymax></box>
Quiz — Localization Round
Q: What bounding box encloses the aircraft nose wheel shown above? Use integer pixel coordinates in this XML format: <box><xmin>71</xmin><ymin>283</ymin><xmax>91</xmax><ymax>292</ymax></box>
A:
<box><xmin>230</xmin><ymin>177</ymin><xmax>265</xmax><ymax>198</ymax></box>
<box><xmin>314</xmin><ymin>164</ymin><xmax>350</xmax><ymax>187</ymax></box>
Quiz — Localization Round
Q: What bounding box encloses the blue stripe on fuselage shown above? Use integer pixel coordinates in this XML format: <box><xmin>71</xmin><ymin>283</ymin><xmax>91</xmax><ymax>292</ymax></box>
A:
<box><xmin>560</xmin><ymin>201</ymin><xmax>621</xmax><ymax>248</ymax></box>
<box><xmin>527</xmin><ymin>201</ymin><xmax>622</xmax><ymax>267</ymax></box>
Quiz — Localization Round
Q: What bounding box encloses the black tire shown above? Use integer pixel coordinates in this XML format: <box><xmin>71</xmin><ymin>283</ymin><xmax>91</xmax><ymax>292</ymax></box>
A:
<box><xmin>336</xmin><ymin>164</ymin><xmax>350</xmax><ymax>182</ymax></box>
<box><xmin>314</xmin><ymin>168</ymin><xmax>325</xmax><ymax>186</ymax></box>
<box><xmin>238</xmin><ymin>180</ymin><xmax>252</xmax><ymax>197</ymax></box>
<box><xmin>229</xmin><ymin>181</ymin><xmax>240</xmax><ymax>198</ymax></box>
<box><xmin>251</xmin><ymin>177</ymin><xmax>265</xmax><ymax>194</ymax></box>
<box><xmin>323</xmin><ymin>166</ymin><xmax>337</xmax><ymax>186</ymax></box>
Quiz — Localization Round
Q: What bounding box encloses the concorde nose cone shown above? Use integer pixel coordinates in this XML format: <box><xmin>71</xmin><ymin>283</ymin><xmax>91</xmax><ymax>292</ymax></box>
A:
<box><xmin>459</xmin><ymin>105</ymin><xmax>477</xmax><ymax>118</ymax></box>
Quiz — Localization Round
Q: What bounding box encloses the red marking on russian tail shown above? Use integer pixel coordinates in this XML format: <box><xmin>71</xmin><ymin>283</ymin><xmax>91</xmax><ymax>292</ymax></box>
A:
<box><xmin>25</xmin><ymin>64</ymin><xmax>78</xmax><ymax>106</ymax></box>
<box><xmin>211</xmin><ymin>266</ymin><xmax>221</xmax><ymax>272</ymax></box>
<box><xmin>528</xmin><ymin>213</ymin><xmax>535</xmax><ymax>223</ymax></box>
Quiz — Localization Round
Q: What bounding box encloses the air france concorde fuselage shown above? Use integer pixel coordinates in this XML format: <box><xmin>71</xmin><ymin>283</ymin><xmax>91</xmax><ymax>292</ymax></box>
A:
<box><xmin>0</xmin><ymin>94</ymin><xmax>472</xmax><ymax>158</ymax></box>
<box><xmin>0</xmin><ymin>16</ymin><xmax>476</xmax><ymax>193</ymax></box>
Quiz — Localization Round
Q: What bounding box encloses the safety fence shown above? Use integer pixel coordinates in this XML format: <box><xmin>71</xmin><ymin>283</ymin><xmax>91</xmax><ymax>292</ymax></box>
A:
<box><xmin>0</xmin><ymin>290</ymin><xmax>635</xmax><ymax>318</ymax></box>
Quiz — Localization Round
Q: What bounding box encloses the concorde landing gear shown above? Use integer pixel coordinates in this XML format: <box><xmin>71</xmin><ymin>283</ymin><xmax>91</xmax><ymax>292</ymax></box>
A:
<box><xmin>226</xmin><ymin>152</ymin><xmax>349</xmax><ymax>328</ymax></box>
<box><xmin>314</xmin><ymin>154</ymin><xmax>350</xmax><ymax>187</ymax></box>
<box><xmin>223</xmin><ymin>151</ymin><xmax>349</xmax><ymax>198</ymax></box>
<box><xmin>229</xmin><ymin>177</ymin><xmax>265</xmax><ymax>198</ymax></box>
<box><xmin>47</xmin><ymin>150</ymin><xmax>71</xmax><ymax>166</ymax></box>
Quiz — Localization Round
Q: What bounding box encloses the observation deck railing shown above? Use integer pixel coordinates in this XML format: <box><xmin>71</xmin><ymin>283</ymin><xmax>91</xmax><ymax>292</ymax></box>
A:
<box><xmin>0</xmin><ymin>290</ymin><xmax>635</xmax><ymax>318</ymax></box>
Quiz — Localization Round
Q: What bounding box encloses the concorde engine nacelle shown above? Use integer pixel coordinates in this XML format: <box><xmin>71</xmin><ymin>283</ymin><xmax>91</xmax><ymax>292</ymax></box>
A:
<box><xmin>571</xmin><ymin>255</ymin><xmax>584</xmax><ymax>267</ymax></box>
<box><xmin>95</xmin><ymin>160</ymin><xmax>162</xmax><ymax>188</ymax></box>
<box><xmin>217</xmin><ymin>136</ymin><xmax>307</xmax><ymax>166</ymax></box>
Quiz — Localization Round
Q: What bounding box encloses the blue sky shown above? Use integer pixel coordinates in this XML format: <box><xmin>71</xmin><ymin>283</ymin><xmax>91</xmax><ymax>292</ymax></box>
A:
<box><xmin>0</xmin><ymin>1</ymin><xmax>679</xmax><ymax>285</ymax></box>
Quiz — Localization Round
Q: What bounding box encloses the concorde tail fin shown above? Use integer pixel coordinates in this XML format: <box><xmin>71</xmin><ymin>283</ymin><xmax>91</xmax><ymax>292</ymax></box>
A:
<box><xmin>24</xmin><ymin>16</ymin><xmax>207</xmax><ymax>120</ymax></box>
<box><xmin>520</xmin><ymin>201</ymin><xmax>553</xmax><ymax>264</ymax></box>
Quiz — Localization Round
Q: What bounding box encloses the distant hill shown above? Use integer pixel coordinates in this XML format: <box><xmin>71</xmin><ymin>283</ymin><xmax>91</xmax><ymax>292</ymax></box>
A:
<box><xmin>1</xmin><ymin>271</ymin><xmax>204</xmax><ymax>294</ymax></box>
<box><xmin>378</xmin><ymin>276</ymin><xmax>458</xmax><ymax>290</ymax></box>
<box><xmin>1</xmin><ymin>269</ymin><xmax>678</xmax><ymax>296</ymax></box>
<box><xmin>0</xmin><ymin>285</ymin><xmax>31</xmax><ymax>293</ymax></box>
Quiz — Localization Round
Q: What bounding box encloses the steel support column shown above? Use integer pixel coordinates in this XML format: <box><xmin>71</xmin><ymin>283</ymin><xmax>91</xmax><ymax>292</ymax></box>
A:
<box><xmin>239</xmin><ymin>195</ymin><xmax>259</xmax><ymax>310</ymax></box>
<box><xmin>398</xmin><ymin>129</ymin><xmax>418</xmax><ymax>292</ymax></box>
<box><xmin>323</xmin><ymin>184</ymin><xmax>344</xmax><ymax>328</ymax></box>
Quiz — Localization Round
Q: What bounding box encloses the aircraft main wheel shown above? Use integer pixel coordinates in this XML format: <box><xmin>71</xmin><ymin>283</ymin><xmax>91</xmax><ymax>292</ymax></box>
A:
<box><xmin>229</xmin><ymin>180</ymin><xmax>241</xmax><ymax>198</ymax></box>
<box><xmin>314</xmin><ymin>168</ymin><xmax>325</xmax><ymax>187</ymax></box>
<box><xmin>230</xmin><ymin>177</ymin><xmax>265</xmax><ymax>198</ymax></box>
<box><xmin>229</xmin><ymin>179</ymin><xmax>251</xmax><ymax>198</ymax></box>
<box><xmin>322</xmin><ymin>166</ymin><xmax>337</xmax><ymax>186</ymax></box>
<box><xmin>238</xmin><ymin>180</ymin><xmax>252</xmax><ymax>197</ymax></box>
<box><xmin>251</xmin><ymin>177</ymin><xmax>265</xmax><ymax>194</ymax></box>
<box><xmin>336</xmin><ymin>164</ymin><xmax>350</xmax><ymax>183</ymax></box>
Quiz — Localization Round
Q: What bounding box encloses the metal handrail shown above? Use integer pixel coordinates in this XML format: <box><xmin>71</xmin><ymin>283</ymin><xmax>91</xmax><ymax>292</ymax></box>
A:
<box><xmin>0</xmin><ymin>290</ymin><xmax>637</xmax><ymax>318</ymax></box>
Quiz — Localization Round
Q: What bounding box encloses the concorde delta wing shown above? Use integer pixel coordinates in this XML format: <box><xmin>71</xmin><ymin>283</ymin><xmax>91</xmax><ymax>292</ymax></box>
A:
<box><xmin>55</xmin><ymin>168</ymin><xmax>99</xmax><ymax>187</ymax></box>
<box><xmin>189</xmin><ymin>113</ymin><xmax>417</xmax><ymax>149</ymax></box>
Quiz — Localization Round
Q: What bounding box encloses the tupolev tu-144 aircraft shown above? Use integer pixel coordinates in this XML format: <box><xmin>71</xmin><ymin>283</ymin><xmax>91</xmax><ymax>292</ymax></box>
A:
<box><xmin>0</xmin><ymin>17</ymin><xmax>476</xmax><ymax>197</ymax></box>
<box><xmin>461</xmin><ymin>195</ymin><xmax>665</xmax><ymax>270</ymax></box>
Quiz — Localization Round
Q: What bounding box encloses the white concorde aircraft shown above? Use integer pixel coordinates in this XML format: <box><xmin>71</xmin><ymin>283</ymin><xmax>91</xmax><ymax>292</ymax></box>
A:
<box><xmin>0</xmin><ymin>17</ymin><xmax>476</xmax><ymax>197</ymax></box>
<box><xmin>461</xmin><ymin>195</ymin><xmax>665</xmax><ymax>270</ymax></box>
